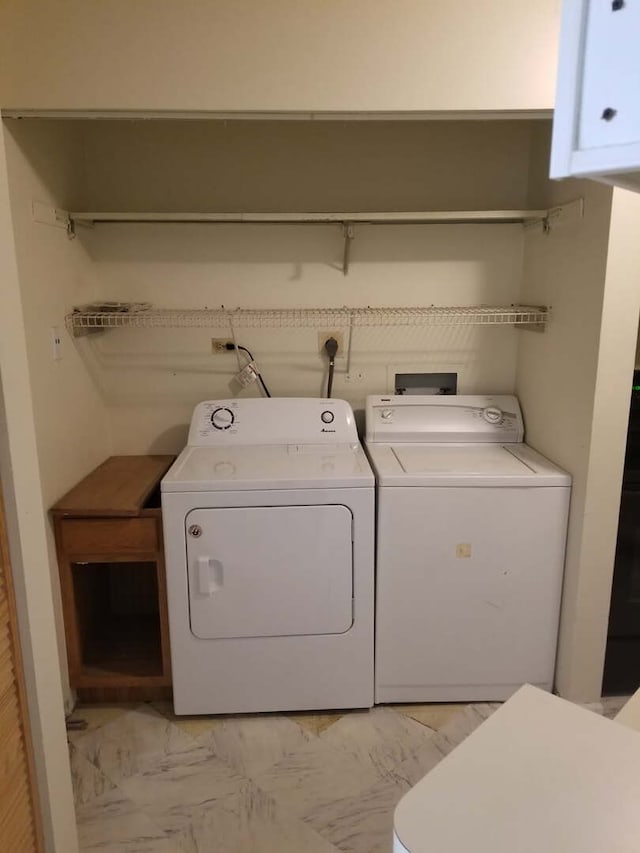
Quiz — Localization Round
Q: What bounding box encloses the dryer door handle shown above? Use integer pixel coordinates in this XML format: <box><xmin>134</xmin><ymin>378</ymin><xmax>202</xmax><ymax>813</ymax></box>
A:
<box><xmin>195</xmin><ymin>556</ymin><xmax>224</xmax><ymax>596</ymax></box>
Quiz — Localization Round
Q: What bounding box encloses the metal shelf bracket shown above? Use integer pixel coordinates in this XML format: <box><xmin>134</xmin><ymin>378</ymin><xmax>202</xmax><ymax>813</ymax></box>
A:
<box><xmin>342</xmin><ymin>222</ymin><xmax>355</xmax><ymax>275</ymax></box>
<box><xmin>524</xmin><ymin>198</ymin><xmax>584</xmax><ymax>235</ymax></box>
<box><xmin>31</xmin><ymin>201</ymin><xmax>76</xmax><ymax>239</ymax></box>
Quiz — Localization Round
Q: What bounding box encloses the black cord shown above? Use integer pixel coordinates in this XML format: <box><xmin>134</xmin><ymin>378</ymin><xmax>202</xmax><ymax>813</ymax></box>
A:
<box><xmin>324</xmin><ymin>337</ymin><xmax>339</xmax><ymax>398</ymax></box>
<box><xmin>327</xmin><ymin>361</ymin><xmax>335</xmax><ymax>398</ymax></box>
<box><xmin>225</xmin><ymin>343</ymin><xmax>272</xmax><ymax>397</ymax></box>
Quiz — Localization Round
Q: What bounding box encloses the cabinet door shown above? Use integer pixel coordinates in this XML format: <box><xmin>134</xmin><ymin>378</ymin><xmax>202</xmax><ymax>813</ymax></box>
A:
<box><xmin>579</xmin><ymin>0</ymin><xmax>640</xmax><ymax>151</ymax></box>
<box><xmin>551</xmin><ymin>0</ymin><xmax>640</xmax><ymax>186</ymax></box>
<box><xmin>0</xmin><ymin>483</ymin><xmax>42</xmax><ymax>852</ymax></box>
<box><xmin>186</xmin><ymin>505</ymin><xmax>353</xmax><ymax>639</ymax></box>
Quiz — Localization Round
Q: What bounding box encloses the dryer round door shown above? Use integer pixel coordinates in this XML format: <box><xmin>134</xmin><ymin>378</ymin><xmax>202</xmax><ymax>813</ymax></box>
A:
<box><xmin>185</xmin><ymin>504</ymin><xmax>354</xmax><ymax>639</ymax></box>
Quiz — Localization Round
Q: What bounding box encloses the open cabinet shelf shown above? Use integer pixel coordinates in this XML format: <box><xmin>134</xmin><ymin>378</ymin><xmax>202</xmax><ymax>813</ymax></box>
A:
<box><xmin>70</xmin><ymin>561</ymin><xmax>165</xmax><ymax>685</ymax></box>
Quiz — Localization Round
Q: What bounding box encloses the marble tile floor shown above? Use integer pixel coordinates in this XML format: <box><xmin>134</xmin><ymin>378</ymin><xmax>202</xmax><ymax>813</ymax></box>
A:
<box><xmin>69</xmin><ymin>696</ymin><xmax>630</xmax><ymax>853</ymax></box>
<box><xmin>69</xmin><ymin>700</ymin><xmax>495</xmax><ymax>853</ymax></box>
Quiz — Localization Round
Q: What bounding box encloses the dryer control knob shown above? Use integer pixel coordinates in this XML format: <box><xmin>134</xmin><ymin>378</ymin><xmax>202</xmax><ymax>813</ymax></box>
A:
<box><xmin>211</xmin><ymin>407</ymin><xmax>234</xmax><ymax>430</ymax></box>
<box><xmin>483</xmin><ymin>406</ymin><xmax>503</xmax><ymax>425</ymax></box>
<box><xmin>321</xmin><ymin>410</ymin><xmax>335</xmax><ymax>424</ymax></box>
<box><xmin>381</xmin><ymin>409</ymin><xmax>393</xmax><ymax>420</ymax></box>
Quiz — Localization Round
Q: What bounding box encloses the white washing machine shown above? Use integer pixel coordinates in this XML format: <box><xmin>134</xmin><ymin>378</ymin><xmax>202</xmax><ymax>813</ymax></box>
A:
<box><xmin>161</xmin><ymin>397</ymin><xmax>374</xmax><ymax>715</ymax></box>
<box><xmin>365</xmin><ymin>394</ymin><xmax>571</xmax><ymax>703</ymax></box>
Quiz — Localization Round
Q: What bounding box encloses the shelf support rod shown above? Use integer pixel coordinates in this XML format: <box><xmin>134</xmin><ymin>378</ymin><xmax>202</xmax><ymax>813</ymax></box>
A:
<box><xmin>342</xmin><ymin>222</ymin><xmax>355</xmax><ymax>275</ymax></box>
<box><xmin>345</xmin><ymin>311</ymin><xmax>354</xmax><ymax>374</ymax></box>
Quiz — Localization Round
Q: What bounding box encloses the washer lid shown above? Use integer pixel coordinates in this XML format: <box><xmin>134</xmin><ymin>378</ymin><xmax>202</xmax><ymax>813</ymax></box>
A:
<box><xmin>161</xmin><ymin>443</ymin><xmax>374</xmax><ymax>491</ymax></box>
<box><xmin>395</xmin><ymin>444</ymin><xmax>529</xmax><ymax>475</ymax></box>
<box><xmin>366</xmin><ymin>442</ymin><xmax>571</xmax><ymax>487</ymax></box>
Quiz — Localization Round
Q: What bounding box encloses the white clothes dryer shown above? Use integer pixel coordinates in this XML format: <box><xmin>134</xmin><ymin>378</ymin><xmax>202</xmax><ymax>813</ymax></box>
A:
<box><xmin>161</xmin><ymin>397</ymin><xmax>374</xmax><ymax>715</ymax></box>
<box><xmin>365</xmin><ymin>395</ymin><xmax>571</xmax><ymax>703</ymax></box>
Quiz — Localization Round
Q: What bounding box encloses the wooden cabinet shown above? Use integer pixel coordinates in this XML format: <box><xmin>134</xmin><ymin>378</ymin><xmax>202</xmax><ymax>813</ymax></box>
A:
<box><xmin>51</xmin><ymin>456</ymin><xmax>175</xmax><ymax>701</ymax></box>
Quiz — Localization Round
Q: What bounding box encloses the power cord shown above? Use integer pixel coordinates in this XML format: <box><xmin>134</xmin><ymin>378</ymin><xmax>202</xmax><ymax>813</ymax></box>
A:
<box><xmin>324</xmin><ymin>336</ymin><xmax>339</xmax><ymax>398</ymax></box>
<box><xmin>225</xmin><ymin>343</ymin><xmax>272</xmax><ymax>397</ymax></box>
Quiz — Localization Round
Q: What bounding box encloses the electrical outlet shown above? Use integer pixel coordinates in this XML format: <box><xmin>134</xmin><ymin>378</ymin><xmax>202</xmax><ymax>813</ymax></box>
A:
<box><xmin>50</xmin><ymin>326</ymin><xmax>62</xmax><ymax>360</ymax></box>
<box><xmin>211</xmin><ymin>338</ymin><xmax>234</xmax><ymax>354</ymax></box>
<box><xmin>318</xmin><ymin>331</ymin><xmax>345</xmax><ymax>357</ymax></box>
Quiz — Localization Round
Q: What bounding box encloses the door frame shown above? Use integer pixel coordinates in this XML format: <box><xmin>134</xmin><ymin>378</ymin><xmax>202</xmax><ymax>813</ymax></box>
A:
<box><xmin>0</xmin><ymin>121</ymin><xmax>79</xmax><ymax>852</ymax></box>
<box><xmin>0</xmin><ymin>477</ymin><xmax>45</xmax><ymax>851</ymax></box>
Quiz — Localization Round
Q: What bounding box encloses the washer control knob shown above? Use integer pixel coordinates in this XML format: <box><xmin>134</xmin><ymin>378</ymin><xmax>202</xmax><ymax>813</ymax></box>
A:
<box><xmin>483</xmin><ymin>406</ymin><xmax>503</xmax><ymax>425</ymax></box>
<box><xmin>381</xmin><ymin>409</ymin><xmax>393</xmax><ymax>420</ymax></box>
<box><xmin>321</xmin><ymin>410</ymin><xmax>335</xmax><ymax>424</ymax></box>
<box><xmin>188</xmin><ymin>524</ymin><xmax>202</xmax><ymax>538</ymax></box>
<box><xmin>211</xmin><ymin>407</ymin><xmax>234</xmax><ymax>430</ymax></box>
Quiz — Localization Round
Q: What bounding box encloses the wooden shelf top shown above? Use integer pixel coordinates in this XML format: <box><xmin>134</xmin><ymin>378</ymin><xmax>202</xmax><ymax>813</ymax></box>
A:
<box><xmin>51</xmin><ymin>455</ymin><xmax>175</xmax><ymax>517</ymax></box>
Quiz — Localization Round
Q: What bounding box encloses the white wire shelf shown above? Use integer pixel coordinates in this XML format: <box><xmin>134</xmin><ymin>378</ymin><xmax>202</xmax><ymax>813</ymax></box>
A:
<box><xmin>67</xmin><ymin>304</ymin><xmax>549</xmax><ymax>334</ymax></box>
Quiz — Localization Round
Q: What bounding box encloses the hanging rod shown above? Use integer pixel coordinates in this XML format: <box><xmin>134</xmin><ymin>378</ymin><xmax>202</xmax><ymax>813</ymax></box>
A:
<box><xmin>66</xmin><ymin>210</ymin><xmax>553</xmax><ymax>275</ymax></box>
<box><xmin>69</xmin><ymin>209</ymin><xmax>550</xmax><ymax>226</ymax></box>
<box><xmin>67</xmin><ymin>304</ymin><xmax>549</xmax><ymax>335</ymax></box>
<box><xmin>50</xmin><ymin>202</ymin><xmax>581</xmax><ymax>274</ymax></box>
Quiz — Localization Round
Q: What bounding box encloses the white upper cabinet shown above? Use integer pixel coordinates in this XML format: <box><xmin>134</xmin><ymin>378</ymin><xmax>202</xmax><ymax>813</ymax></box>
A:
<box><xmin>0</xmin><ymin>1</ymin><xmax>560</xmax><ymax>114</ymax></box>
<box><xmin>551</xmin><ymin>0</ymin><xmax>640</xmax><ymax>190</ymax></box>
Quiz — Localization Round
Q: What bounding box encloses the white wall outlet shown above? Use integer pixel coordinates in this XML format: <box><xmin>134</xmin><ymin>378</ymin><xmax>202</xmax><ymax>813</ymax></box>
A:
<box><xmin>50</xmin><ymin>326</ymin><xmax>62</xmax><ymax>360</ymax></box>
<box><xmin>211</xmin><ymin>338</ymin><xmax>234</xmax><ymax>354</ymax></box>
<box><xmin>318</xmin><ymin>331</ymin><xmax>345</xmax><ymax>357</ymax></box>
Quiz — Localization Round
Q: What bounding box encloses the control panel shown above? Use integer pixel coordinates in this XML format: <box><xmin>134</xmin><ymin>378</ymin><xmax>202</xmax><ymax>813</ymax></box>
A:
<box><xmin>365</xmin><ymin>395</ymin><xmax>524</xmax><ymax>444</ymax></box>
<box><xmin>187</xmin><ymin>398</ymin><xmax>360</xmax><ymax>446</ymax></box>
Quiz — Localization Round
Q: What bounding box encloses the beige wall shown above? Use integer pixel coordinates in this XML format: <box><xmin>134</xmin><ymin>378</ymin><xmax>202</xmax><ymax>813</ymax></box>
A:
<box><xmin>0</xmin><ymin>1</ymin><xmax>560</xmax><ymax>113</ymax></box>
<box><xmin>517</xmin><ymin>174</ymin><xmax>611</xmax><ymax>702</ymax></box>
<box><xmin>560</xmin><ymin>189</ymin><xmax>640</xmax><ymax>700</ymax></box>
<box><xmin>83</xmin><ymin>222</ymin><xmax>525</xmax><ymax>453</ymax></box>
<box><xmin>0</xmin><ymin>128</ymin><xmax>79</xmax><ymax>853</ymax></box>
<box><xmin>69</xmin><ymin>118</ymin><xmax>534</xmax><ymax>451</ymax></box>
<box><xmin>517</xmin><ymin>126</ymin><xmax>640</xmax><ymax>701</ymax></box>
<box><xmin>3</xmin><ymin>121</ymin><xmax>111</xmax><ymax>499</ymax></box>
<box><xmin>2</xmin><ymin>121</ymin><xmax>113</xmax><ymax>708</ymax></box>
<box><xmin>80</xmin><ymin>119</ymin><xmax>534</xmax><ymax>211</ymax></box>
